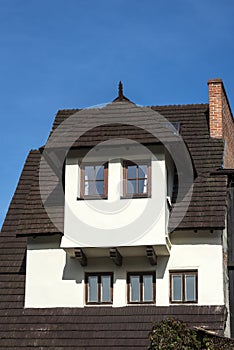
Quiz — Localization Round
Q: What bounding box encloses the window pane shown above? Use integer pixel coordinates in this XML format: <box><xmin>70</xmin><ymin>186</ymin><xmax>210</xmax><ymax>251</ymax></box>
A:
<box><xmin>96</xmin><ymin>165</ymin><xmax>104</xmax><ymax>180</ymax></box>
<box><xmin>96</xmin><ymin>181</ymin><xmax>104</xmax><ymax>195</ymax></box>
<box><xmin>185</xmin><ymin>275</ymin><xmax>196</xmax><ymax>301</ymax></box>
<box><xmin>138</xmin><ymin>179</ymin><xmax>147</xmax><ymax>193</ymax></box>
<box><xmin>127</xmin><ymin>179</ymin><xmax>136</xmax><ymax>194</ymax></box>
<box><xmin>85</xmin><ymin>166</ymin><xmax>95</xmax><ymax>180</ymax></box>
<box><xmin>139</xmin><ymin>165</ymin><xmax>147</xmax><ymax>178</ymax></box>
<box><xmin>85</xmin><ymin>180</ymin><xmax>95</xmax><ymax>195</ymax></box>
<box><xmin>143</xmin><ymin>275</ymin><xmax>153</xmax><ymax>301</ymax></box>
<box><xmin>101</xmin><ymin>276</ymin><xmax>111</xmax><ymax>302</ymax></box>
<box><xmin>88</xmin><ymin>276</ymin><xmax>98</xmax><ymax>302</ymax></box>
<box><xmin>130</xmin><ymin>276</ymin><xmax>140</xmax><ymax>302</ymax></box>
<box><xmin>128</xmin><ymin>165</ymin><xmax>137</xmax><ymax>179</ymax></box>
<box><xmin>84</xmin><ymin>180</ymin><xmax>89</xmax><ymax>195</ymax></box>
<box><xmin>172</xmin><ymin>275</ymin><xmax>182</xmax><ymax>301</ymax></box>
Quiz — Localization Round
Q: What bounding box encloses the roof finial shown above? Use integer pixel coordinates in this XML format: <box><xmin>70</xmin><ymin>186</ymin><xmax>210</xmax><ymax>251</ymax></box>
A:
<box><xmin>118</xmin><ymin>81</ymin><xmax>123</xmax><ymax>99</ymax></box>
<box><xmin>112</xmin><ymin>81</ymin><xmax>131</xmax><ymax>102</ymax></box>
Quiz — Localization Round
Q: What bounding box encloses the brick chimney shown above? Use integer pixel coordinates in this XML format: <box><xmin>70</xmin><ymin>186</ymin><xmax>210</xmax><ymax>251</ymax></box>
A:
<box><xmin>208</xmin><ymin>78</ymin><xmax>234</xmax><ymax>168</ymax></box>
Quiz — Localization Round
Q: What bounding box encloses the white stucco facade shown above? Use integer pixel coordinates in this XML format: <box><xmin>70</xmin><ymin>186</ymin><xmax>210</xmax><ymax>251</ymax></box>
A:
<box><xmin>25</xmin><ymin>143</ymin><xmax>226</xmax><ymax>309</ymax></box>
<box><xmin>25</xmin><ymin>231</ymin><xmax>225</xmax><ymax>308</ymax></box>
<box><xmin>62</xmin><ymin>144</ymin><xmax>171</xmax><ymax>252</ymax></box>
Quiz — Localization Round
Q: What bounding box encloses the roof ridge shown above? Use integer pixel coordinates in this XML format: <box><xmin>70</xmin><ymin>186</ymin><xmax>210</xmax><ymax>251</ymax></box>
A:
<box><xmin>56</xmin><ymin>104</ymin><xmax>209</xmax><ymax>114</ymax></box>
<box><xmin>151</xmin><ymin>103</ymin><xmax>209</xmax><ymax>109</ymax></box>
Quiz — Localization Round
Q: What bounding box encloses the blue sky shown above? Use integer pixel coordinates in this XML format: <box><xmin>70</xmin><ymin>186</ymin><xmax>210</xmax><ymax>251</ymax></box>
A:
<box><xmin>1</xmin><ymin>0</ymin><xmax>234</xmax><ymax>228</ymax></box>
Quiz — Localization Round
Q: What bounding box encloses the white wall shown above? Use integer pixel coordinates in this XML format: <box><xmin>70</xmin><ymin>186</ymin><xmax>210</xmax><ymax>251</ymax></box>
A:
<box><xmin>62</xmin><ymin>144</ymin><xmax>170</xmax><ymax>249</ymax></box>
<box><xmin>25</xmin><ymin>231</ymin><xmax>225</xmax><ymax>308</ymax></box>
<box><xmin>157</xmin><ymin>230</ymin><xmax>224</xmax><ymax>306</ymax></box>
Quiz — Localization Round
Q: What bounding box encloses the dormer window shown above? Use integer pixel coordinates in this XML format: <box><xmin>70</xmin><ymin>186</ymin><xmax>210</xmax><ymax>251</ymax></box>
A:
<box><xmin>80</xmin><ymin>163</ymin><xmax>108</xmax><ymax>199</ymax></box>
<box><xmin>123</xmin><ymin>161</ymin><xmax>151</xmax><ymax>198</ymax></box>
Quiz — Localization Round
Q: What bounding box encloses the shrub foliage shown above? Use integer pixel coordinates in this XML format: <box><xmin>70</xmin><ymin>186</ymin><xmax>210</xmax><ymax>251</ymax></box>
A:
<box><xmin>148</xmin><ymin>318</ymin><xmax>234</xmax><ymax>350</ymax></box>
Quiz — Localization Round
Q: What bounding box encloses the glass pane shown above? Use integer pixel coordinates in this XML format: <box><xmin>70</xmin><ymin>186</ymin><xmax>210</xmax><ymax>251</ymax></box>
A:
<box><xmin>138</xmin><ymin>179</ymin><xmax>147</xmax><ymax>194</ymax></box>
<box><xmin>130</xmin><ymin>275</ymin><xmax>140</xmax><ymax>302</ymax></box>
<box><xmin>84</xmin><ymin>180</ymin><xmax>90</xmax><ymax>195</ymax></box>
<box><xmin>139</xmin><ymin>165</ymin><xmax>147</xmax><ymax>178</ymax></box>
<box><xmin>127</xmin><ymin>180</ymin><xmax>136</xmax><ymax>194</ymax></box>
<box><xmin>85</xmin><ymin>181</ymin><xmax>95</xmax><ymax>195</ymax></box>
<box><xmin>185</xmin><ymin>275</ymin><xmax>196</xmax><ymax>301</ymax></box>
<box><xmin>172</xmin><ymin>275</ymin><xmax>182</xmax><ymax>301</ymax></box>
<box><xmin>143</xmin><ymin>275</ymin><xmax>153</xmax><ymax>301</ymax></box>
<box><xmin>96</xmin><ymin>165</ymin><xmax>104</xmax><ymax>180</ymax></box>
<box><xmin>96</xmin><ymin>181</ymin><xmax>104</xmax><ymax>195</ymax></box>
<box><xmin>88</xmin><ymin>276</ymin><xmax>98</xmax><ymax>302</ymax></box>
<box><xmin>128</xmin><ymin>165</ymin><xmax>137</xmax><ymax>179</ymax></box>
<box><xmin>85</xmin><ymin>166</ymin><xmax>95</xmax><ymax>180</ymax></box>
<box><xmin>101</xmin><ymin>275</ymin><xmax>111</xmax><ymax>302</ymax></box>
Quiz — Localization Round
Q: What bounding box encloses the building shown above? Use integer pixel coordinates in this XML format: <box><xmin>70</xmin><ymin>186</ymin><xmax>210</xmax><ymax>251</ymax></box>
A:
<box><xmin>0</xmin><ymin>79</ymin><xmax>234</xmax><ymax>348</ymax></box>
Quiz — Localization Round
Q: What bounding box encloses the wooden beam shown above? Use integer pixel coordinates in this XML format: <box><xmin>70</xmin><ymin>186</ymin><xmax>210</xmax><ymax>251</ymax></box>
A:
<box><xmin>110</xmin><ymin>248</ymin><xmax>122</xmax><ymax>266</ymax></box>
<box><xmin>74</xmin><ymin>248</ymin><xmax>87</xmax><ymax>267</ymax></box>
<box><xmin>146</xmin><ymin>246</ymin><xmax>157</xmax><ymax>266</ymax></box>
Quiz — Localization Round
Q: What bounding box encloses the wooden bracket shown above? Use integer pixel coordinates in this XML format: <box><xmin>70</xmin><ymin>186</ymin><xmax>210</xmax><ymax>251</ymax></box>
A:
<box><xmin>146</xmin><ymin>246</ymin><xmax>157</xmax><ymax>266</ymax></box>
<box><xmin>74</xmin><ymin>248</ymin><xmax>87</xmax><ymax>267</ymax></box>
<box><xmin>110</xmin><ymin>248</ymin><xmax>122</xmax><ymax>266</ymax></box>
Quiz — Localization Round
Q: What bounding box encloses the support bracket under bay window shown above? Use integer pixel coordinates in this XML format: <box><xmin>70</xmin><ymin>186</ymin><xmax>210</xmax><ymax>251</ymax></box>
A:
<box><xmin>146</xmin><ymin>246</ymin><xmax>157</xmax><ymax>265</ymax></box>
<box><xmin>75</xmin><ymin>248</ymin><xmax>87</xmax><ymax>266</ymax></box>
<box><xmin>110</xmin><ymin>248</ymin><xmax>122</xmax><ymax>266</ymax></box>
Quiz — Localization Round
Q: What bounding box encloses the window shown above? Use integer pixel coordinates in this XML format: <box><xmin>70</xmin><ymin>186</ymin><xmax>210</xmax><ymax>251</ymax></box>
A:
<box><xmin>127</xmin><ymin>272</ymin><xmax>155</xmax><ymax>304</ymax></box>
<box><xmin>85</xmin><ymin>273</ymin><xmax>113</xmax><ymax>304</ymax></box>
<box><xmin>123</xmin><ymin>161</ymin><xmax>151</xmax><ymax>198</ymax></box>
<box><xmin>80</xmin><ymin>163</ymin><xmax>108</xmax><ymax>199</ymax></box>
<box><xmin>170</xmin><ymin>270</ymin><xmax>198</xmax><ymax>303</ymax></box>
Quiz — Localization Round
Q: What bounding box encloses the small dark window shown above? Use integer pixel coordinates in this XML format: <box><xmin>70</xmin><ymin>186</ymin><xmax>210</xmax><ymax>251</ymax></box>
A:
<box><xmin>123</xmin><ymin>161</ymin><xmax>151</xmax><ymax>198</ymax></box>
<box><xmin>170</xmin><ymin>270</ymin><xmax>198</xmax><ymax>303</ymax></box>
<box><xmin>80</xmin><ymin>163</ymin><xmax>108</xmax><ymax>199</ymax></box>
<box><xmin>85</xmin><ymin>273</ymin><xmax>113</xmax><ymax>304</ymax></box>
<box><xmin>127</xmin><ymin>272</ymin><xmax>155</xmax><ymax>304</ymax></box>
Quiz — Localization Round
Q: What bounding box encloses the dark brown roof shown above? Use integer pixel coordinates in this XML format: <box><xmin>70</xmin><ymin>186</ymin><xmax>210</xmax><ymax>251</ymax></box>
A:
<box><xmin>0</xmin><ymin>303</ymin><xmax>227</xmax><ymax>348</ymax></box>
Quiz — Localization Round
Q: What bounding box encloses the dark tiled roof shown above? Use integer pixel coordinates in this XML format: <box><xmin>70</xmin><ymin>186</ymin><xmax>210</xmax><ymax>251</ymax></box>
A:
<box><xmin>0</xmin><ymin>151</ymin><xmax>39</xmax><ymax>274</ymax></box>
<box><xmin>16</xmin><ymin>150</ymin><xmax>64</xmax><ymax>236</ymax></box>
<box><xmin>0</xmin><ymin>291</ymin><xmax>228</xmax><ymax>348</ymax></box>
<box><xmin>15</xmin><ymin>101</ymin><xmax>227</xmax><ymax>235</ymax></box>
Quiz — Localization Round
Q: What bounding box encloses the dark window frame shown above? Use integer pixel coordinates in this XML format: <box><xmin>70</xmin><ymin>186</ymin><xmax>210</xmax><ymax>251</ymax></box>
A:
<box><xmin>127</xmin><ymin>271</ymin><xmax>156</xmax><ymax>304</ymax></box>
<box><xmin>85</xmin><ymin>272</ymin><xmax>113</xmax><ymax>305</ymax></box>
<box><xmin>80</xmin><ymin>162</ymin><xmax>108</xmax><ymax>199</ymax></box>
<box><xmin>122</xmin><ymin>160</ymin><xmax>151</xmax><ymax>198</ymax></box>
<box><xmin>169</xmin><ymin>270</ymin><xmax>198</xmax><ymax>304</ymax></box>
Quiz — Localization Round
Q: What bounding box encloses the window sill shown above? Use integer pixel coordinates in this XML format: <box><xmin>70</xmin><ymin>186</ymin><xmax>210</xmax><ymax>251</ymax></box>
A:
<box><xmin>85</xmin><ymin>302</ymin><xmax>113</xmax><ymax>305</ymax></box>
<box><xmin>170</xmin><ymin>301</ymin><xmax>198</xmax><ymax>304</ymax></box>
<box><xmin>127</xmin><ymin>301</ymin><xmax>155</xmax><ymax>305</ymax></box>
<box><xmin>121</xmin><ymin>194</ymin><xmax>151</xmax><ymax>199</ymax></box>
<box><xmin>77</xmin><ymin>196</ymin><xmax>108</xmax><ymax>200</ymax></box>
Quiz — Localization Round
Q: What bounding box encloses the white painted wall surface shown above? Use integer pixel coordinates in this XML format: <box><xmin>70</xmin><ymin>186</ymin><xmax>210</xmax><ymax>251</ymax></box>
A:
<box><xmin>25</xmin><ymin>231</ymin><xmax>225</xmax><ymax>308</ymax></box>
<box><xmin>63</xmin><ymin>144</ymin><xmax>169</xmax><ymax>249</ymax></box>
<box><xmin>157</xmin><ymin>231</ymin><xmax>224</xmax><ymax>306</ymax></box>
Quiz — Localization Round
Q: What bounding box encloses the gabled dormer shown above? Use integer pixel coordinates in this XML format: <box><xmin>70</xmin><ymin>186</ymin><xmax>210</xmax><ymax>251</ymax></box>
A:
<box><xmin>60</xmin><ymin>83</ymin><xmax>185</xmax><ymax>260</ymax></box>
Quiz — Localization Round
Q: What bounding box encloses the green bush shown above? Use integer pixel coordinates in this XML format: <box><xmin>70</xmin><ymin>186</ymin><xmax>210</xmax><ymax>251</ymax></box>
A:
<box><xmin>148</xmin><ymin>318</ymin><xmax>200</xmax><ymax>350</ymax></box>
<box><xmin>148</xmin><ymin>318</ymin><xmax>234</xmax><ymax>350</ymax></box>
